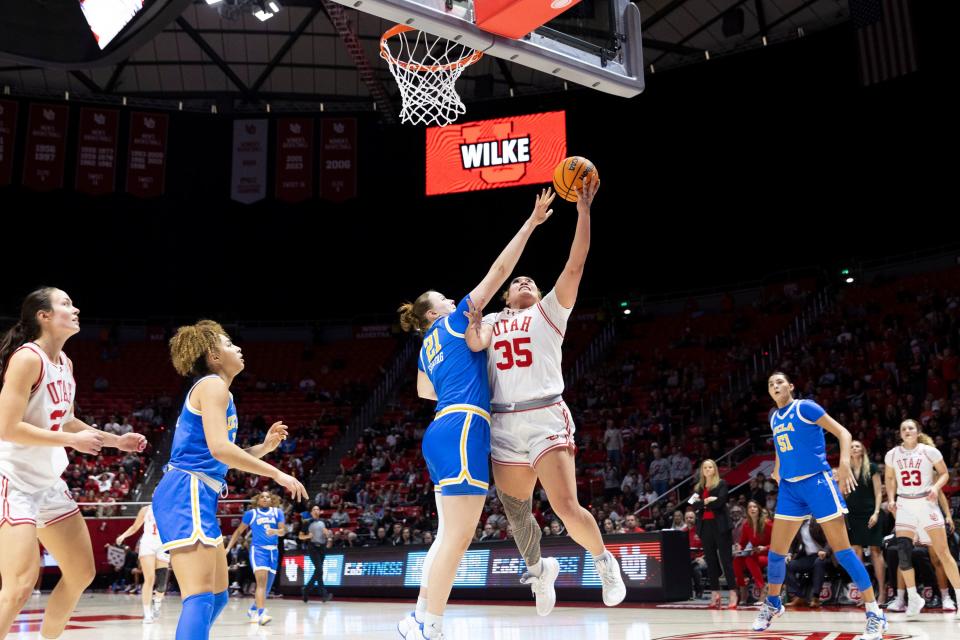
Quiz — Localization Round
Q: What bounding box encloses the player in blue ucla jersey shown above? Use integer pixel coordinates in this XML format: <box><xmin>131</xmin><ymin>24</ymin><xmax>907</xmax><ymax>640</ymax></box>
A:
<box><xmin>395</xmin><ymin>188</ymin><xmax>555</xmax><ymax>640</ymax></box>
<box><xmin>225</xmin><ymin>491</ymin><xmax>286</xmax><ymax>625</ymax></box>
<box><xmin>151</xmin><ymin>320</ymin><xmax>307</xmax><ymax>640</ymax></box>
<box><xmin>752</xmin><ymin>371</ymin><xmax>886</xmax><ymax>639</ymax></box>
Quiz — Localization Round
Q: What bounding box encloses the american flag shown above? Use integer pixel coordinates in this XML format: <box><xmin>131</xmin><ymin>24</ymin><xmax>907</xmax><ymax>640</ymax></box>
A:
<box><xmin>850</xmin><ymin>0</ymin><xmax>918</xmax><ymax>86</ymax></box>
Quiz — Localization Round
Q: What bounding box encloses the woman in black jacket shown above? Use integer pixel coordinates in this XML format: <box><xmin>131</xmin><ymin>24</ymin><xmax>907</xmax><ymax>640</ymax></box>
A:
<box><xmin>692</xmin><ymin>459</ymin><xmax>738</xmax><ymax>608</ymax></box>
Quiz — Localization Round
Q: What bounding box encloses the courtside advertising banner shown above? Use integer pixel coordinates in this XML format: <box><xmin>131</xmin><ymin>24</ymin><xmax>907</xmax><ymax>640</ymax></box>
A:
<box><xmin>425</xmin><ymin>111</ymin><xmax>566</xmax><ymax>196</ymax></box>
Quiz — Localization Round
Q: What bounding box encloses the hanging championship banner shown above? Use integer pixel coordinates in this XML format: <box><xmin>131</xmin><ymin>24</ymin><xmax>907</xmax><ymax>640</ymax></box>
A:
<box><xmin>0</xmin><ymin>99</ymin><xmax>18</xmax><ymax>187</ymax></box>
<box><xmin>75</xmin><ymin>107</ymin><xmax>119</xmax><ymax>195</ymax></box>
<box><xmin>22</xmin><ymin>103</ymin><xmax>69</xmax><ymax>191</ymax></box>
<box><xmin>231</xmin><ymin>119</ymin><xmax>268</xmax><ymax>204</ymax></box>
<box><xmin>126</xmin><ymin>111</ymin><xmax>169</xmax><ymax>198</ymax></box>
<box><xmin>319</xmin><ymin>118</ymin><xmax>356</xmax><ymax>202</ymax></box>
<box><xmin>276</xmin><ymin>117</ymin><xmax>314</xmax><ymax>203</ymax></box>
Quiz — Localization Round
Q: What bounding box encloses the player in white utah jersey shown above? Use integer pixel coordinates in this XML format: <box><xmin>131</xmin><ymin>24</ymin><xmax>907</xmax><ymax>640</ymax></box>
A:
<box><xmin>116</xmin><ymin>505</ymin><xmax>171</xmax><ymax>623</ymax></box>
<box><xmin>884</xmin><ymin>419</ymin><xmax>960</xmax><ymax>618</ymax></box>
<box><xmin>467</xmin><ymin>177</ymin><xmax>625</xmax><ymax>619</ymax></box>
<box><xmin>0</xmin><ymin>287</ymin><xmax>147</xmax><ymax>639</ymax></box>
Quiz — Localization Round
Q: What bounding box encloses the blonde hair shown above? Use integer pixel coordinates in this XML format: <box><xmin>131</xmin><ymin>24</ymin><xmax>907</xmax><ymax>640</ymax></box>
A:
<box><xmin>900</xmin><ymin>419</ymin><xmax>934</xmax><ymax>446</ymax></box>
<box><xmin>397</xmin><ymin>292</ymin><xmax>434</xmax><ymax>335</ymax></box>
<box><xmin>850</xmin><ymin>440</ymin><xmax>873</xmax><ymax>486</ymax></box>
<box><xmin>694</xmin><ymin>459</ymin><xmax>720</xmax><ymax>492</ymax></box>
<box><xmin>249</xmin><ymin>492</ymin><xmax>282</xmax><ymax>509</ymax></box>
<box><xmin>169</xmin><ymin>320</ymin><xmax>229</xmax><ymax>377</ymax></box>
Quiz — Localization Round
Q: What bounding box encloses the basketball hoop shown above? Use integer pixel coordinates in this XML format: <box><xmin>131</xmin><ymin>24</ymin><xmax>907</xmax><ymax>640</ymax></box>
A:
<box><xmin>380</xmin><ymin>24</ymin><xmax>483</xmax><ymax>127</ymax></box>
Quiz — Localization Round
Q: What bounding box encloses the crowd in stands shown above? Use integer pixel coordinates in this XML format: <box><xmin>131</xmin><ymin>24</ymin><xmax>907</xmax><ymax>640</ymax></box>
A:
<box><xmin>253</xmin><ymin>267</ymin><xmax>960</xmax><ymax>608</ymax></box>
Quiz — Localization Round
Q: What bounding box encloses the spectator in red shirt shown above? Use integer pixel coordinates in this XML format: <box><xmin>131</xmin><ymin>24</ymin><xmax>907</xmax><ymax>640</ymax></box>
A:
<box><xmin>621</xmin><ymin>514</ymin><xmax>645</xmax><ymax>533</ymax></box>
<box><xmin>733</xmin><ymin>500</ymin><xmax>772</xmax><ymax>604</ymax></box>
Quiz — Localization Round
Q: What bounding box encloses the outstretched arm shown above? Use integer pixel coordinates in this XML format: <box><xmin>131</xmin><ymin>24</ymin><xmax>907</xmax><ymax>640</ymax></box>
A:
<box><xmin>468</xmin><ymin>188</ymin><xmax>555</xmax><ymax>310</ymax></box>
<box><xmin>554</xmin><ymin>175</ymin><xmax>598</xmax><ymax>308</ymax></box>
<box><xmin>196</xmin><ymin>378</ymin><xmax>307</xmax><ymax>502</ymax></box>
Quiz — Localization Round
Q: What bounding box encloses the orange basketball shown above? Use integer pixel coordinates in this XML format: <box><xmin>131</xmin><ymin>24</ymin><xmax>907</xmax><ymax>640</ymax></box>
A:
<box><xmin>552</xmin><ymin>156</ymin><xmax>599</xmax><ymax>202</ymax></box>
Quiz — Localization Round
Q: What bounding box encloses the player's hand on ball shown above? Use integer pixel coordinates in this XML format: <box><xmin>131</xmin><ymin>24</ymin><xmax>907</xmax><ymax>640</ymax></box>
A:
<box><xmin>574</xmin><ymin>172</ymin><xmax>599</xmax><ymax>213</ymax></box>
<box><xmin>264</xmin><ymin>421</ymin><xmax>288</xmax><ymax>452</ymax></box>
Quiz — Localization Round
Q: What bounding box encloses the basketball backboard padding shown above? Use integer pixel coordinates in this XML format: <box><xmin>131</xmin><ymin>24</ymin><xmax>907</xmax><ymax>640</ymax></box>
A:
<box><xmin>474</xmin><ymin>0</ymin><xmax>585</xmax><ymax>40</ymax></box>
<box><xmin>339</xmin><ymin>0</ymin><xmax>644</xmax><ymax>97</ymax></box>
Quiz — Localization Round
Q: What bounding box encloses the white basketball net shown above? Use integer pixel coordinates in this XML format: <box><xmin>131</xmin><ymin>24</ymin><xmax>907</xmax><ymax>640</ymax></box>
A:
<box><xmin>380</xmin><ymin>26</ymin><xmax>482</xmax><ymax>127</ymax></box>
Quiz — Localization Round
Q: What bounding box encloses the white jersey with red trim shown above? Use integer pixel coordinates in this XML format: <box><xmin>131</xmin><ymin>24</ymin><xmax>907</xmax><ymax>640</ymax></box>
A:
<box><xmin>0</xmin><ymin>342</ymin><xmax>74</xmax><ymax>493</ymax></box>
<box><xmin>143</xmin><ymin>505</ymin><xmax>160</xmax><ymax>539</ymax></box>
<box><xmin>884</xmin><ymin>443</ymin><xmax>943</xmax><ymax>495</ymax></box>
<box><xmin>482</xmin><ymin>289</ymin><xmax>572</xmax><ymax>404</ymax></box>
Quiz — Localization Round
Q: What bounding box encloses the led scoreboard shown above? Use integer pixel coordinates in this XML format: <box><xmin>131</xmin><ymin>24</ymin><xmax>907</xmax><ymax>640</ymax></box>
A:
<box><xmin>279</xmin><ymin>532</ymin><xmax>690</xmax><ymax>602</ymax></box>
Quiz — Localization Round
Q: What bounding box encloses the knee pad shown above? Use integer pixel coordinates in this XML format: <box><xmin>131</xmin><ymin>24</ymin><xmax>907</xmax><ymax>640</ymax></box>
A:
<box><xmin>835</xmin><ymin>547</ymin><xmax>873</xmax><ymax>593</ymax></box>
<box><xmin>177</xmin><ymin>592</ymin><xmax>213</xmax><ymax>640</ymax></box>
<box><xmin>895</xmin><ymin>537</ymin><xmax>915</xmax><ymax>571</ymax></box>
<box><xmin>265</xmin><ymin>570</ymin><xmax>276</xmax><ymax>595</ymax></box>
<box><xmin>154</xmin><ymin>567</ymin><xmax>170</xmax><ymax>593</ymax></box>
<box><xmin>210</xmin><ymin>590</ymin><xmax>228</xmax><ymax>624</ymax></box>
<box><xmin>767</xmin><ymin>551</ymin><xmax>786</xmax><ymax>586</ymax></box>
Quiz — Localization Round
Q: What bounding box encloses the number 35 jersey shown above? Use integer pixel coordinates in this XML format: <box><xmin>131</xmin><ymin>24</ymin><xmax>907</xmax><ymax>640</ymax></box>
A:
<box><xmin>769</xmin><ymin>398</ymin><xmax>831</xmax><ymax>481</ymax></box>
<box><xmin>483</xmin><ymin>288</ymin><xmax>572</xmax><ymax>405</ymax></box>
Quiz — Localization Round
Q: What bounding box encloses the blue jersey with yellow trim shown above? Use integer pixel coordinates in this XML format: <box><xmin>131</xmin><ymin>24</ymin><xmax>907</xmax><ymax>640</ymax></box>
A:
<box><xmin>418</xmin><ymin>296</ymin><xmax>490</xmax><ymax>413</ymax></box>
<box><xmin>769</xmin><ymin>398</ymin><xmax>831</xmax><ymax>480</ymax></box>
<box><xmin>168</xmin><ymin>375</ymin><xmax>239</xmax><ymax>482</ymax></box>
<box><xmin>243</xmin><ymin>507</ymin><xmax>284</xmax><ymax>547</ymax></box>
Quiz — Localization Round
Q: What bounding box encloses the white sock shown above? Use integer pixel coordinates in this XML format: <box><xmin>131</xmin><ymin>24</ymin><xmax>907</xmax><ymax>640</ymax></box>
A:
<box><xmin>423</xmin><ymin>612</ymin><xmax>443</xmax><ymax>635</ymax></box>
<box><xmin>897</xmin><ymin>588</ymin><xmax>906</xmax><ymax>601</ymax></box>
<box><xmin>941</xmin><ymin>589</ymin><xmax>950</xmax><ymax>601</ymax></box>
<box><xmin>907</xmin><ymin>586</ymin><xmax>918</xmax><ymax>599</ymax></box>
<box><xmin>415</xmin><ymin>597</ymin><xmax>427</xmax><ymax>622</ymax></box>
<box><xmin>865</xmin><ymin>600</ymin><xmax>881</xmax><ymax>615</ymax></box>
<box><xmin>593</xmin><ymin>550</ymin><xmax>610</xmax><ymax>564</ymax></box>
<box><xmin>527</xmin><ymin>560</ymin><xmax>543</xmax><ymax>577</ymax></box>
<box><xmin>143</xmin><ymin>604</ymin><xmax>152</xmax><ymax>618</ymax></box>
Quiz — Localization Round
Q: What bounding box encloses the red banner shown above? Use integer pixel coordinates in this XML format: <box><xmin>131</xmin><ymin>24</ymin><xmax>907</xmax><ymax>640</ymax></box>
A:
<box><xmin>425</xmin><ymin>110</ymin><xmax>566</xmax><ymax>196</ymax></box>
<box><xmin>276</xmin><ymin>117</ymin><xmax>314</xmax><ymax>203</ymax></box>
<box><xmin>126</xmin><ymin>111</ymin><xmax>168</xmax><ymax>198</ymax></box>
<box><xmin>0</xmin><ymin>99</ymin><xmax>17</xmax><ymax>187</ymax></box>
<box><xmin>75</xmin><ymin>107</ymin><xmax>119</xmax><ymax>196</ymax></box>
<box><xmin>22</xmin><ymin>103</ymin><xmax>69</xmax><ymax>191</ymax></box>
<box><xmin>320</xmin><ymin>118</ymin><xmax>356</xmax><ymax>202</ymax></box>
